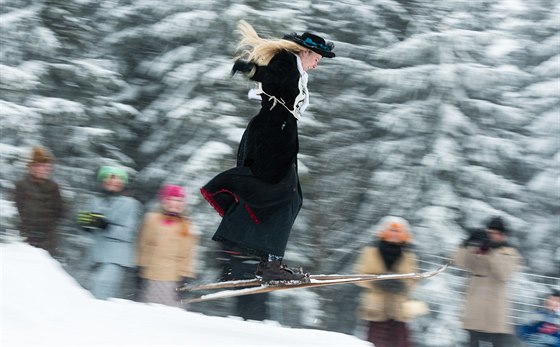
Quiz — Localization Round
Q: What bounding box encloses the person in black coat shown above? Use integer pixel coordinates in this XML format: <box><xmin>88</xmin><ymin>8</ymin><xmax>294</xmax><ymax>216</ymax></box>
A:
<box><xmin>201</xmin><ymin>20</ymin><xmax>335</xmax><ymax>281</ymax></box>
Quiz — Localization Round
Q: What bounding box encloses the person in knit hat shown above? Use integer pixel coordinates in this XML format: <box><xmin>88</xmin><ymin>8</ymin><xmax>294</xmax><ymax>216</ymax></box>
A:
<box><xmin>14</xmin><ymin>146</ymin><xmax>65</xmax><ymax>256</ymax></box>
<box><xmin>77</xmin><ymin>165</ymin><xmax>142</xmax><ymax>300</ymax></box>
<box><xmin>453</xmin><ymin>216</ymin><xmax>522</xmax><ymax>347</ymax></box>
<box><xmin>136</xmin><ymin>184</ymin><xmax>199</xmax><ymax>307</ymax></box>
<box><xmin>354</xmin><ymin>216</ymin><xmax>418</xmax><ymax>347</ymax></box>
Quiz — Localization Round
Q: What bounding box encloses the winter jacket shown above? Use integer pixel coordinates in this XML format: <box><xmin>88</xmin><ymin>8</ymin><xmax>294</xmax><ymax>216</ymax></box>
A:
<box><xmin>355</xmin><ymin>246</ymin><xmax>418</xmax><ymax>322</ymax></box>
<box><xmin>137</xmin><ymin>212</ymin><xmax>198</xmax><ymax>281</ymax></box>
<box><xmin>201</xmin><ymin>50</ymin><xmax>305</xmax><ymax>257</ymax></box>
<box><xmin>14</xmin><ymin>175</ymin><xmax>64</xmax><ymax>254</ymax></box>
<box><xmin>518</xmin><ymin>310</ymin><xmax>560</xmax><ymax>347</ymax></box>
<box><xmin>452</xmin><ymin>244</ymin><xmax>521</xmax><ymax>334</ymax></box>
<box><xmin>84</xmin><ymin>193</ymin><xmax>142</xmax><ymax>268</ymax></box>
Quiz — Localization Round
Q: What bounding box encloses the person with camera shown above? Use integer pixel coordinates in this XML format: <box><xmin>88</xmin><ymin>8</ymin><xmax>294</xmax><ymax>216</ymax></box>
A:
<box><xmin>453</xmin><ymin>216</ymin><xmax>522</xmax><ymax>347</ymax></box>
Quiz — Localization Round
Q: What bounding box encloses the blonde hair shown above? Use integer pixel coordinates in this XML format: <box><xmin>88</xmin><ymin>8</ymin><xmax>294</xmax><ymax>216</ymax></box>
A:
<box><xmin>235</xmin><ymin>20</ymin><xmax>308</xmax><ymax>65</ymax></box>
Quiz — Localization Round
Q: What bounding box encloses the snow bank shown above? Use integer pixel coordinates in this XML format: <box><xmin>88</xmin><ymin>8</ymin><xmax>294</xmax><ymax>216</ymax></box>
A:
<box><xmin>1</xmin><ymin>243</ymin><xmax>371</xmax><ymax>347</ymax></box>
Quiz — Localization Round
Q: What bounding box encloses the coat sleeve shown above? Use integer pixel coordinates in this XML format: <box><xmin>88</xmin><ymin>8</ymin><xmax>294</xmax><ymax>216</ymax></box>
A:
<box><xmin>453</xmin><ymin>245</ymin><xmax>520</xmax><ymax>281</ymax></box>
<box><xmin>51</xmin><ymin>182</ymin><xmax>65</xmax><ymax>220</ymax></box>
<box><xmin>452</xmin><ymin>246</ymin><xmax>478</xmax><ymax>270</ymax></box>
<box><xmin>13</xmin><ymin>181</ymin><xmax>28</xmax><ymax>229</ymax></box>
<box><xmin>252</xmin><ymin>52</ymin><xmax>300</xmax><ymax>114</ymax></box>
<box><xmin>180</xmin><ymin>224</ymin><xmax>199</xmax><ymax>278</ymax></box>
<box><xmin>136</xmin><ymin>214</ymin><xmax>152</xmax><ymax>268</ymax></box>
<box><xmin>486</xmin><ymin>247</ymin><xmax>520</xmax><ymax>282</ymax></box>
<box><xmin>354</xmin><ymin>248</ymin><xmax>376</xmax><ymax>289</ymax></box>
<box><xmin>251</xmin><ymin>52</ymin><xmax>295</xmax><ymax>90</ymax></box>
<box><xmin>403</xmin><ymin>252</ymin><xmax>418</xmax><ymax>291</ymax></box>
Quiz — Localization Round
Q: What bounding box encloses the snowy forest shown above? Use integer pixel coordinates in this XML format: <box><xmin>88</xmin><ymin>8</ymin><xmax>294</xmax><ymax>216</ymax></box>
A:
<box><xmin>1</xmin><ymin>0</ymin><xmax>558</xmax><ymax>346</ymax></box>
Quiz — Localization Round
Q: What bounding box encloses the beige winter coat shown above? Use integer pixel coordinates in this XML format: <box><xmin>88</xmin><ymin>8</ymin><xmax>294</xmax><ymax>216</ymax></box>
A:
<box><xmin>452</xmin><ymin>245</ymin><xmax>521</xmax><ymax>334</ymax></box>
<box><xmin>355</xmin><ymin>246</ymin><xmax>418</xmax><ymax>322</ymax></box>
<box><xmin>137</xmin><ymin>212</ymin><xmax>198</xmax><ymax>281</ymax></box>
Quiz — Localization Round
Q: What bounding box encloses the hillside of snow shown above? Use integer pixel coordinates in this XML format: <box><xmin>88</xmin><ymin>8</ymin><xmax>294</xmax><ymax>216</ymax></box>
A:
<box><xmin>1</xmin><ymin>242</ymin><xmax>371</xmax><ymax>347</ymax></box>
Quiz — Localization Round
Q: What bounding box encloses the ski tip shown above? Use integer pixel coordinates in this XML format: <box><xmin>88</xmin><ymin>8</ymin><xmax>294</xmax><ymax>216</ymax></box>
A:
<box><xmin>423</xmin><ymin>262</ymin><xmax>449</xmax><ymax>278</ymax></box>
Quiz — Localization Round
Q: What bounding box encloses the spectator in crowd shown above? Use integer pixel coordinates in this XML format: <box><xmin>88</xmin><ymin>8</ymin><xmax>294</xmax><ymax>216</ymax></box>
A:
<box><xmin>453</xmin><ymin>216</ymin><xmax>522</xmax><ymax>347</ymax></box>
<box><xmin>354</xmin><ymin>216</ymin><xmax>418</xmax><ymax>347</ymax></box>
<box><xmin>136</xmin><ymin>184</ymin><xmax>198</xmax><ymax>307</ymax></box>
<box><xmin>14</xmin><ymin>146</ymin><xmax>65</xmax><ymax>257</ymax></box>
<box><xmin>77</xmin><ymin>166</ymin><xmax>142</xmax><ymax>300</ymax></box>
<box><xmin>518</xmin><ymin>289</ymin><xmax>560</xmax><ymax>347</ymax></box>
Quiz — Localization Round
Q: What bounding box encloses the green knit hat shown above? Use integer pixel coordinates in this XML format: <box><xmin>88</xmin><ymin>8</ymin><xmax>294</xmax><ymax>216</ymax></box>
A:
<box><xmin>97</xmin><ymin>166</ymin><xmax>128</xmax><ymax>184</ymax></box>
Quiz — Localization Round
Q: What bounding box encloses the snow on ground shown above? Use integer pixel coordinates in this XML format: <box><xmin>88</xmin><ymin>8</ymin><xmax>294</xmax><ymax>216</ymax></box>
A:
<box><xmin>1</xmin><ymin>242</ymin><xmax>372</xmax><ymax>347</ymax></box>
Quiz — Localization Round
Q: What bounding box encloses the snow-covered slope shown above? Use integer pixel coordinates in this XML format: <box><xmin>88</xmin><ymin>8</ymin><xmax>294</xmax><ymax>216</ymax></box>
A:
<box><xmin>1</xmin><ymin>242</ymin><xmax>371</xmax><ymax>347</ymax></box>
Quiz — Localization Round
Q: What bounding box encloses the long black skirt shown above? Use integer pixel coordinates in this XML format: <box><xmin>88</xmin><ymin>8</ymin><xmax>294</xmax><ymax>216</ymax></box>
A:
<box><xmin>202</xmin><ymin>164</ymin><xmax>302</xmax><ymax>257</ymax></box>
<box><xmin>211</xmin><ymin>186</ymin><xmax>302</xmax><ymax>257</ymax></box>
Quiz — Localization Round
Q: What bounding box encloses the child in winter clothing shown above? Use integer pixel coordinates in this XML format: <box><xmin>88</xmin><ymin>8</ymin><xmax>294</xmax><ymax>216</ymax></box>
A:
<box><xmin>14</xmin><ymin>146</ymin><xmax>65</xmax><ymax>256</ymax></box>
<box><xmin>137</xmin><ymin>185</ymin><xmax>198</xmax><ymax>307</ymax></box>
<box><xmin>77</xmin><ymin>166</ymin><xmax>142</xmax><ymax>300</ymax></box>
<box><xmin>355</xmin><ymin>216</ymin><xmax>418</xmax><ymax>347</ymax></box>
<box><xmin>518</xmin><ymin>290</ymin><xmax>560</xmax><ymax>347</ymax></box>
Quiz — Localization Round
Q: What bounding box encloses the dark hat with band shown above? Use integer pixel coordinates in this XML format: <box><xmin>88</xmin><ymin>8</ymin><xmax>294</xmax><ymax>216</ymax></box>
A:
<box><xmin>283</xmin><ymin>32</ymin><xmax>335</xmax><ymax>58</ymax></box>
<box><xmin>486</xmin><ymin>216</ymin><xmax>507</xmax><ymax>233</ymax></box>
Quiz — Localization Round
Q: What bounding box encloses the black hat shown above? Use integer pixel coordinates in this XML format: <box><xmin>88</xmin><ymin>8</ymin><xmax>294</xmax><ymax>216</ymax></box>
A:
<box><xmin>486</xmin><ymin>216</ymin><xmax>507</xmax><ymax>233</ymax></box>
<box><xmin>283</xmin><ymin>32</ymin><xmax>335</xmax><ymax>58</ymax></box>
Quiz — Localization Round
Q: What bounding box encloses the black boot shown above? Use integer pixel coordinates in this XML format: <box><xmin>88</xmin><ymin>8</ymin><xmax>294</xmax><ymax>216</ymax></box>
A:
<box><xmin>259</xmin><ymin>259</ymin><xmax>309</xmax><ymax>282</ymax></box>
<box><xmin>219</xmin><ymin>248</ymin><xmax>261</xmax><ymax>281</ymax></box>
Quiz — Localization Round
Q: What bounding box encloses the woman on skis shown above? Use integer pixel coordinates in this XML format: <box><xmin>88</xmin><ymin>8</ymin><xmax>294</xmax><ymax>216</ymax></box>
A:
<box><xmin>201</xmin><ymin>20</ymin><xmax>335</xmax><ymax>281</ymax></box>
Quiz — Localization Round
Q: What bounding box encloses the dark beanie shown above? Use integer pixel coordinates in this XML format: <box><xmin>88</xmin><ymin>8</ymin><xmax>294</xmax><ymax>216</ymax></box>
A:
<box><xmin>487</xmin><ymin>216</ymin><xmax>507</xmax><ymax>233</ymax></box>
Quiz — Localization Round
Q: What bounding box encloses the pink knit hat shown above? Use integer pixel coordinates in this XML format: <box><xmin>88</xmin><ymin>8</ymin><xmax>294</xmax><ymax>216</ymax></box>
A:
<box><xmin>159</xmin><ymin>184</ymin><xmax>186</xmax><ymax>201</ymax></box>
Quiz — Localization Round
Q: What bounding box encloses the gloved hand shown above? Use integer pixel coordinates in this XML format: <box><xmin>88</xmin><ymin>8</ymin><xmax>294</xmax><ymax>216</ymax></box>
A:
<box><xmin>77</xmin><ymin>211</ymin><xmax>109</xmax><ymax>230</ymax></box>
<box><xmin>231</xmin><ymin>59</ymin><xmax>255</xmax><ymax>77</ymax></box>
<box><xmin>487</xmin><ymin>240</ymin><xmax>506</xmax><ymax>249</ymax></box>
<box><xmin>374</xmin><ymin>279</ymin><xmax>406</xmax><ymax>293</ymax></box>
<box><xmin>462</xmin><ymin>228</ymin><xmax>488</xmax><ymax>248</ymax></box>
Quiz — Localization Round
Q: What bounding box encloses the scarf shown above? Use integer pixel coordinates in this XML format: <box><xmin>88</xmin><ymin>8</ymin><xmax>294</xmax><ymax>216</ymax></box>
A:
<box><xmin>160</xmin><ymin>211</ymin><xmax>189</xmax><ymax>236</ymax></box>
<box><xmin>379</xmin><ymin>240</ymin><xmax>404</xmax><ymax>271</ymax></box>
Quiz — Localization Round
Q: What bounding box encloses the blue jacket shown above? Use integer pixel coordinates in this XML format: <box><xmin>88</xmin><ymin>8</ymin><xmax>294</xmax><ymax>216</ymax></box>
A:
<box><xmin>518</xmin><ymin>311</ymin><xmax>560</xmax><ymax>347</ymax></box>
<box><xmin>85</xmin><ymin>194</ymin><xmax>142</xmax><ymax>267</ymax></box>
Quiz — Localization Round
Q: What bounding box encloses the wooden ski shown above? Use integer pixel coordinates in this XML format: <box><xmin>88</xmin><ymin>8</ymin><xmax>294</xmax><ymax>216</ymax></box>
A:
<box><xmin>182</xmin><ymin>263</ymin><xmax>448</xmax><ymax>304</ymax></box>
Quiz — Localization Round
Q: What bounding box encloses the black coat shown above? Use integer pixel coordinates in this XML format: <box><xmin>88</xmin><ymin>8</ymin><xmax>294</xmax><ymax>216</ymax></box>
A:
<box><xmin>201</xmin><ymin>51</ymin><xmax>304</xmax><ymax>257</ymax></box>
